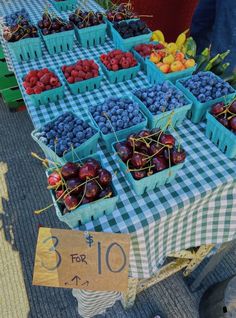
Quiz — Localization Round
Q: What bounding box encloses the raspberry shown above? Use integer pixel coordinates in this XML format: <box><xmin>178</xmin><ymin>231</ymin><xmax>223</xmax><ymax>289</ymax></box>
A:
<box><xmin>50</xmin><ymin>77</ymin><xmax>59</xmax><ymax>86</ymax></box>
<box><xmin>110</xmin><ymin>58</ymin><xmax>118</xmax><ymax>65</ymax></box>
<box><xmin>121</xmin><ymin>61</ymin><xmax>130</xmax><ymax>69</ymax></box>
<box><xmin>61</xmin><ymin>65</ymin><xmax>67</xmax><ymax>72</ymax></box>
<box><xmin>28</xmin><ymin>70</ymin><xmax>38</xmax><ymax>78</ymax></box>
<box><xmin>67</xmin><ymin>77</ymin><xmax>74</xmax><ymax>84</ymax></box>
<box><xmin>45</xmin><ymin>85</ymin><xmax>52</xmax><ymax>90</ymax></box>
<box><xmin>85</xmin><ymin>72</ymin><xmax>93</xmax><ymax>80</ymax></box>
<box><xmin>37</xmin><ymin>70</ymin><xmax>44</xmax><ymax>78</ymax></box>
<box><xmin>111</xmin><ymin>64</ymin><xmax>119</xmax><ymax>71</ymax></box>
<box><xmin>91</xmin><ymin>63</ymin><xmax>99</xmax><ymax>70</ymax></box>
<box><xmin>92</xmin><ymin>70</ymin><xmax>99</xmax><ymax>77</ymax></box>
<box><xmin>64</xmin><ymin>72</ymin><xmax>70</xmax><ymax>79</ymax></box>
<box><xmin>23</xmin><ymin>81</ymin><xmax>31</xmax><ymax>89</ymax></box>
<box><xmin>71</xmin><ymin>70</ymin><xmax>79</xmax><ymax>78</ymax></box>
<box><xmin>54</xmin><ymin>82</ymin><xmax>61</xmax><ymax>88</ymax></box>
<box><xmin>37</xmin><ymin>82</ymin><xmax>45</xmax><ymax>89</ymax></box>
<box><xmin>83</xmin><ymin>65</ymin><xmax>89</xmax><ymax>72</ymax></box>
<box><xmin>75</xmin><ymin>77</ymin><xmax>83</xmax><ymax>82</ymax></box>
<box><xmin>29</xmin><ymin>76</ymin><xmax>38</xmax><ymax>86</ymax></box>
<box><xmin>78</xmin><ymin>71</ymin><xmax>86</xmax><ymax>79</ymax></box>
<box><xmin>75</xmin><ymin>64</ymin><xmax>82</xmax><ymax>71</ymax></box>
<box><xmin>42</xmin><ymin>68</ymin><xmax>49</xmax><ymax>74</ymax></box>
<box><xmin>34</xmin><ymin>87</ymin><xmax>42</xmax><ymax>94</ymax></box>
<box><xmin>83</xmin><ymin>60</ymin><xmax>90</xmax><ymax>66</ymax></box>
<box><xmin>66</xmin><ymin>66</ymin><xmax>74</xmax><ymax>73</ymax></box>
<box><xmin>26</xmin><ymin>87</ymin><xmax>34</xmax><ymax>95</ymax></box>
<box><xmin>40</xmin><ymin>73</ymin><xmax>50</xmax><ymax>85</ymax></box>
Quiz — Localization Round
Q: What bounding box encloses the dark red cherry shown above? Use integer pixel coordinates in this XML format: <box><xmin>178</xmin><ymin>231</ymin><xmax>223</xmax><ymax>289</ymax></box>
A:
<box><xmin>229</xmin><ymin>101</ymin><xmax>236</xmax><ymax>114</ymax></box>
<box><xmin>149</xmin><ymin>143</ymin><xmax>164</xmax><ymax>156</ymax></box>
<box><xmin>98</xmin><ymin>186</ymin><xmax>113</xmax><ymax>199</ymax></box>
<box><xmin>131</xmin><ymin>153</ymin><xmax>148</xmax><ymax>168</ymax></box>
<box><xmin>152</xmin><ymin>157</ymin><xmax>168</xmax><ymax>172</ymax></box>
<box><xmin>127</xmin><ymin>134</ymin><xmax>142</xmax><ymax>148</ymax></box>
<box><xmin>55</xmin><ymin>189</ymin><xmax>65</xmax><ymax>203</ymax></box>
<box><xmin>211</xmin><ymin>102</ymin><xmax>225</xmax><ymax>115</ymax></box>
<box><xmin>85</xmin><ymin>181</ymin><xmax>99</xmax><ymax>199</ymax></box>
<box><xmin>230</xmin><ymin>117</ymin><xmax>236</xmax><ymax>131</ymax></box>
<box><xmin>138</xmin><ymin>130</ymin><xmax>151</xmax><ymax>138</ymax></box>
<box><xmin>66</xmin><ymin>178</ymin><xmax>83</xmax><ymax>194</ymax></box>
<box><xmin>64</xmin><ymin>194</ymin><xmax>79</xmax><ymax>210</ymax></box>
<box><xmin>86</xmin><ymin>158</ymin><xmax>100</xmax><ymax>172</ymax></box>
<box><xmin>115</xmin><ymin>142</ymin><xmax>132</xmax><ymax>162</ymax></box>
<box><xmin>79</xmin><ymin>163</ymin><xmax>97</xmax><ymax>181</ymax></box>
<box><xmin>170</xmin><ymin>148</ymin><xmax>186</xmax><ymax>165</ymax></box>
<box><xmin>61</xmin><ymin>162</ymin><xmax>79</xmax><ymax>180</ymax></box>
<box><xmin>132</xmin><ymin>170</ymin><xmax>147</xmax><ymax>180</ymax></box>
<box><xmin>160</xmin><ymin>134</ymin><xmax>175</xmax><ymax>147</ymax></box>
<box><xmin>98</xmin><ymin>169</ymin><xmax>112</xmax><ymax>187</ymax></box>
<box><xmin>218</xmin><ymin>117</ymin><xmax>229</xmax><ymax>128</ymax></box>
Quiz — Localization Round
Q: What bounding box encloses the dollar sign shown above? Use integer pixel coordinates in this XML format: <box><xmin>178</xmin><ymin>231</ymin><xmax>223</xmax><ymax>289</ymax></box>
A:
<box><xmin>84</xmin><ymin>232</ymin><xmax>94</xmax><ymax>247</ymax></box>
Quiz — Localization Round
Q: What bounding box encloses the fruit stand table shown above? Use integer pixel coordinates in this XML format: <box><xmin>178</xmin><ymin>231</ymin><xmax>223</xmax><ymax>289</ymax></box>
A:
<box><xmin>1</xmin><ymin>0</ymin><xmax>236</xmax><ymax>318</ymax></box>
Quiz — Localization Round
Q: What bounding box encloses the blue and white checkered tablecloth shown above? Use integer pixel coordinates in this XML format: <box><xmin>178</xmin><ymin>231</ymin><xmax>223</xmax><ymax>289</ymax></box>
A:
<box><xmin>1</xmin><ymin>0</ymin><xmax>236</xmax><ymax>317</ymax></box>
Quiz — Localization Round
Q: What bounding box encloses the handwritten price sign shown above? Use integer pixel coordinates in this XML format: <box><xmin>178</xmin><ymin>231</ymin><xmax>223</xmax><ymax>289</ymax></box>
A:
<box><xmin>33</xmin><ymin>227</ymin><xmax>130</xmax><ymax>292</ymax></box>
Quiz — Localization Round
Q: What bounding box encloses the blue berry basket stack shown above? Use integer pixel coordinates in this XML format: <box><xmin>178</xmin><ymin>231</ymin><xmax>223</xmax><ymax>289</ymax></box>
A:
<box><xmin>88</xmin><ymin>95</ymin><xmax>148</xmax><ymax>151</ymax></box>
<box><xmin>146</xmin><ymin>59</ymin><xmax>196</xmax><ymax>85</ymax></box>
<box><xmin>176</xmin><ymin>71</ymin><xmax>235</xmax><ymax>124</ymax></box>
<box><xmin>133</xmin><ymin>81</ymin><xmax>192</xmax><ymax>129</ymax></box>
<box><xmin>31</xmin><ymin>112</ymin><xmax>100</xmax><ymax>164</ymax></box>
<box><xmin>111</xmin><ymin>19</ymin><xmax>152</xmax><ymax>51</ymax></box>
<box><xmin>48</xmin><ymin>154</ymin><xmax>119</xmax><ymax>228</ymax></box>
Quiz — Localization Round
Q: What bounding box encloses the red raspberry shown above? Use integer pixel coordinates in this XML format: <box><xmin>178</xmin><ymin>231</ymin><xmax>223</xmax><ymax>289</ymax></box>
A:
<box><xmin>37</xmin><ymin>82</ymin><xmax>45</xmax><ymax>89</ymax></box>
<box><xmin>92</xmin><ymin>70</ymin><xmax>99</xmax><ymax>77</ymax></box>
<box><xmin>64</xmin><ymin>72</ymin><xmax>70</xmax><ymax>79</ymax></box>
<box><xmin>23</xmin><ymin>81</ymin><xmax>30</xmax><ymax>89</ymax></box>
<box><xmin>113</xmin><ymin>50</ymin><xmax>123</xmax><ymax>55</ymax></box>
<box><xmin>83</xmin><ymin>59</ymin><xmax>90</xmax><ymax>66</ymax></box>
<box><xmin>40</xmin><ymin>73</ymin><xmax>50</xmax><ymax>85</ymax></box>
<box><xmin>61</xmin><ymin>65</ymin><xmax>67</xmax><ymax>72</ymax></box>
<box><xmin>45</xmin><ymin>85</ymin><xmax>52</xmax><ymax>90</ymax></box>
<box><xmin>75</xmin><ymin>64</ymin><xmax>82</xmax><ymax>71</ymax></box>
<box><xmin>78</xmin><ymin>71</ymin><xmax>86</xmax><ymax>79</ymax></box>
<box><xmin>54</xmin><ymin>82</ymin><xmax>61</xmax><ymax>88</ymax></box>
<box><xmin>85</xmin><ymin>72</ymin><xmax>93</xmax><ymax>79</ymax></box>
<box><xmin>26</xmin><ymin>87</ymin><xmax>34</xmax><ymax>95</ymax></box>
<box><xmin>111</xmin><ymin>64</ymin><xmax>119</xmax><ymax>71</ymax></box>
<box><xmin>125</xmin><ymin>52</ymin><xmax>133</xmax><ymax>58</ymax></box>
<box><xmin>100</xmin><ymin>54</ymin><xmax>107</xmax><ymax>61</ymax></box>
<box><xmin>66</xmin><ymin>66</ymin><xmax>74</xmax><ymax>74</ymax></box>
<box><xmin>34</xmin><ymin>87</ymin><xmax>42</xmax><ymax>94</ymax></box>
<box><xmin>29</xmin><ymin>76</ymin><xmax>38</xmax><ymax>86</ymax></box>
<box><xmin>28</xmin><ymin>70</ymin><xmax>38</xmax><ymax>78</ymax></box>
<box><xmin>71</xmin><ymin>70</ymin><xmax>79</xmax><ymax>78</ymax></box>
<box><xmin>37</xmin><ymin>70</ymin><xmax>44</xmax><ymax>78</ymax></box>
<box><xmin>121</xmin><ymin>61</ymin><xmax>130</xmax><ymax>69</ymax></box>
<box><xmin>75</xmin><ymin>77</ymin><xmax>83</xmax><ymax>82</ymax></box>
<box><xmin>67</xmin><ymin>77</ymin><xmax>74</xmax><ymax>84</ymax></box>
<box><xmin>83</xmin><ymin>65</ymin><xmax>89</xmax><ymax>72</ymax></box>
<box><xmin>110</xmin><ymin>58</ymin><xmax>118</xmax><ymax>65</ymax></box>
<box><xmin>91</xmin><ymin>63</ymin><xmax>99</xmax><ymax>70</ymax></box>
<box><xmin>42</xmin><ymin>68</ymin><xmax>49</xmax><ymax>74</ymax></box>
<box><xmin>50</xmin><ymin>77</ymin><xmax>59</xmax><ymax>86</ymax></box>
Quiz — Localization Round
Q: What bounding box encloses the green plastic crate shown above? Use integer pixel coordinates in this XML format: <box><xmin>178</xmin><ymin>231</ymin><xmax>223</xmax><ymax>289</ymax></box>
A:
<box><xmin>0</xmin><ymin>74</ymin><xmax>18</xmax><ymax>92</ymax></box>
<box><xmin>47</xmin><ymin>154</ymin><xmax>119</xmax><ymax>228</ymax></box>
<box><xmin>0</xmin><ymin>45</ymin><xmax>5</xmax><ymax>60</ymax></box>
<box><xmin>1</xmin><ymin>87</ymin><xmax>24</xmax><ymax>109</ymax></box>
<box><xmin>0</xmin><ymin>61</ymin><xmax>13</xmax><ymax>77</ymax></box>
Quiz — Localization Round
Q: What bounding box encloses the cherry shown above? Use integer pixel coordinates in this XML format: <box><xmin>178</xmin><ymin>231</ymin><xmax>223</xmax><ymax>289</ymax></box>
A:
<box><xmin>64</xmin><ymin>194</ymin><xmax>79</xmax><ymax>210</ymax></box>
<box><xmin>79</xmin><ymin>162</ymin><xmax>97</xmax><ymax>181</ymax></box>
<box><xmin>229</xmin><ymin>101</ymin><xmax>236</xmax><ymax>114</ymax></box>
<box><xmin>61</xmin><ymin>162</ymin><xmax>79</xmax><ymax>180</ymax></box>
<box><xmin>66</xmin><ymin>178</ymin><xmax>83</xmax><ymax>194</ymax></box>
<box><xmin>137</xmin><ymin>144</ymin><xmax>149</xmax><ymax>155</ymax></box>
<box><xmin>131</xmin><ymin>153</ymin><xmax>148</xmax><ymax>168</ymax></box>
<box><xmin>170</xmin><ymin>148</ymin><xmax>186</xmax><ymax>165</ymax></box>
<box><xmin>218</xmin><ymin>117</ymin><xmax>229</xmax><ymax>127</ymax></box>
<box><xmin>211</xmin><ymin>102</ymin><xmax>225</xmax><ymax>115</ymax></box>
<box><xmin>81</xmin><ymin>197</ymin><xmax>92</xmax><ymax>205</ymax></box>
<box><xmin>98</xmin><ymin>169</ymin><xmax>112</xmax><ymax>187</ymax></box>
<box><xmin>85</xmin><ymin>181</ymin><xmax>99</xmax><ymax>199</ymax></box>
<box><xmin>132</xmin><ymin>170</ymin><xmax>147</xmax><ymax>180</ymax></box>
<box><xmin>86</xmin><ymin>158</ymin><xmax>100</xmax><ymax>172</ymax></box>
<box><xmin>230</xmin><ymin>117</ymin><xmax>236</xmax><ymax>131</ymax></box>
<box><xmin>160</xmin><ymin>134</ymin><xmax>175</xmax><ymax>147</ymax></box>
<box><xmin>115</xmin><ymin>142</ymin><xmax>132</xmax><ymax>162</ymax></box>
<box><xmin>127</xmin><ymin>134</ymin><xmax>142</xmax><ymax>148</ymax></box>
<box><xmin>55</xmin><ymin>189</ymin><xmax>65</xmax><ymax>203</ymax></box>
<box><xmin>149</xmin><ymin>143</ymin><xmax>164</xmax><ymax>156</ymax></box>
<box><xmin>152</xmin><ymin>157</ymin><xmax>168</xmax><ymax>172</ymax></box>
<box><xmin>138</xmin><ymin>130</ymin><xmax>151</xmax><ymax>138</ymax></box>
<box><xmin>48</xmin><ymin>171</ymin><xmax>61</xmax><ymax>187</ymax></box>
<box><xmin>98</xmin><ymin>186</ymin><xmax>113</xmax><ymax>199</ymax></box>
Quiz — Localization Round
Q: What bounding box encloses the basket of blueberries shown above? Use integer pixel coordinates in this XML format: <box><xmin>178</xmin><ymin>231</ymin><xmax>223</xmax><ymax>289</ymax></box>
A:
<box><xmin>111</xmin><ymin>19</ymin><xmax>152</xmax><ymax>51</ymax></box>
<box><xmin>88</xmin><ymin>96</ymin><xmax>147</xmax><ymax>151</ymax></box>
<box><xmin>176</xmin><ymin>71</ymin><xmax>235</xmax><ymax>123</ymax></box>
<box><xmin>133</xmin><ymin>81</ymin><xmax>192</xmax><ymax>129</ymax></box>
<box><xmin>31</xmin><ymin>112</ymin><xmax>99</xmax><ymax>164</ymax></box>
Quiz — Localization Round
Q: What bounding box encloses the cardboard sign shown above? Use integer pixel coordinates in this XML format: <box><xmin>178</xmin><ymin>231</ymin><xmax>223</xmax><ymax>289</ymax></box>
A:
<box><xmin>33</xmin><ymin>227</ymin><xmax>130</xmax><ymax>292</ymax></box>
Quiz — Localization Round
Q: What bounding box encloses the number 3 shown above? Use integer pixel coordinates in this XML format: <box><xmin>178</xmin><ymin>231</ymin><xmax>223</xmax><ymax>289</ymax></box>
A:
<box><xmin>41</xmin><ymin>236</ymin><xmax>62</xmax><ymax>271</ymax></box>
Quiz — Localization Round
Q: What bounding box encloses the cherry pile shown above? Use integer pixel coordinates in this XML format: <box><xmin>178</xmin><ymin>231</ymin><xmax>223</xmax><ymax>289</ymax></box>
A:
<box><xmin>100</xmin><ymin>50</ymin><xmax>137</xmax><ymax>71</ymax></box>
<box><xmin>134</xmin><ymin>43</ymin><xmax>165</xmax><ymax>58</ymax></box>
<box><xmin>61</xmin><ymin>59</ymin><xmax>99</xmax><ymax>84</ymax></box>
<box><xmin>106</xmin><ymin>3</ymin><xmax>137</xmax><ymax>22</ymax></box>
<box><xmin>69</xmin><ymin>9</ymin><xmax>104</xmax><ymax>29</ymax></box>
<box><xmin>37</xmin><ymin>12</ymin><xmax>73</xmax><ymax>36</ymax></box>
<box><xmin>23</xmin><ymin>69</ymin><xmax>61</xmax><ymax>95</ymax></box>
<box><xmin>3</xmin><ymin>19</ymin><xmax>38</xmax><ymax>42</ymax></box>
<box><xmin>48</xmin><ymin>159</ymin><xmax>114</xmax><ymax>213</ymax></box>
<box><xmin>210</xmin><ymin>99</ymin><xmax>236</xmax><ymax>133</ymax></box>
<box><xmin>113</xmin><ymin>20</ymin><xmax>150</xmax><ymax>39</ymax></box>
<box><xmin>115</xmin><ymin>129</ymin><xmax>186</xmax><ymax>180</ymax></box>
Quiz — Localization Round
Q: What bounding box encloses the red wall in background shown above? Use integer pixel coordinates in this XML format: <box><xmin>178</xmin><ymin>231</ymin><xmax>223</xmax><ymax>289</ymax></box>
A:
<box><xmin>130</xmin><ymin>0</ymin><xmax>199</xmax><ymax>42</ymax></box>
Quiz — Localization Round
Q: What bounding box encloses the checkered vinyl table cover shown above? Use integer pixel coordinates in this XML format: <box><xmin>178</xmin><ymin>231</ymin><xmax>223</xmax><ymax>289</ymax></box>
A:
<box><xmin>1</xmin><ymin>1</ymin><xmax>236</xmax><ymax>317</ymax></box>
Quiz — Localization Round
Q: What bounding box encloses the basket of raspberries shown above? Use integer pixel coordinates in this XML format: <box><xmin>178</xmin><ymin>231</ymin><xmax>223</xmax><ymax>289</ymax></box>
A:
<box><xmin>100</xmin><ymin>49</ymin><xmax>140</xmax><ymax>84</ymax></box>
<box><xmin>176</xmin><ymin>71</ymin><xmax>235</xmax><ymax>123</ymax></box>
<box><xmin>113</xmin><ymin>128</ymin><xmax>187</xmax><ymax>195</ymax></box>
<box><xmin>3</xmin><ymin>9</ymin><xmax>42</xmax><ymax>62</ymax></box>
<box><xmin>31</xmin><ymin>112</ymin><xmax>100</xmax><ymax>164</ymax></box>
<box><xmin>37</xmin><ymin>12</ymin><xmax>74</xmax><ymax>54</ymax></box>
<box><xmin>22</xmin><ymin>68</ymin><xmax>64</xmax><ymax>106</ymax></box>
<box><xmin>69</xmin><ymin>9</ymin><xmax>106</xmax><ymax>48</ymax></box>
<box><xmin>47</xmin><ymin>156</ymin><xmax>119</xmax><ymax>227</ymax></box>
<box><xmin>132</xmin><ymin>42</ymin><xmax>165</xmax><ymax>71</ymax></box>
<box><xmin>133</xmin><ymin>81</ymin><xmax>192</xmax><ymax>129</ymax></box>
<box><xmin>111</xmin><ymin>19</ymin><xmax>152</xmax><ymax>51</ymax></box>
<box><xmin>50</xmin><ymin>0</ymin><xmax>77</xmax><ymax>12</ymax></box>
<box><xmin>206</xmin><ymin>98</ymin><xmax>236</xmax><ymax>159</ymax></box>
<box><xmin>61</xmin><ymin>59</ymin><xmax>103</xmax><ymax>94</ymax></box>
<box><xmin>89</xmin><ymin>95</ymin><xmax>147</xmax><ymax>151</ymax></box>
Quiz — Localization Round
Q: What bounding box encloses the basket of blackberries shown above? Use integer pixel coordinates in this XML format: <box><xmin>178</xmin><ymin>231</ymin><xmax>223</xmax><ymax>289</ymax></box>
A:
<box><xmin>37</xmin><ymin>11</ymin><xmax>74</xmax><ymax>54</ymax></box>
<box><xmin>206</xmin><ymin>98</ymin><xmax>236</xmax><ymax>159</ymax></box>
<box><xmin>111</xmin><ymin>19</ymin><xmax>152</xmax><ymax>51</ymax></box>
<box><xmin>99</xmin><ymin>49</ymin><xmax>140</xmax><ymax>84</ymax></box>
<box><xmin>3</xmin><ymin>9</ymin><xmax>42</xmax><ymax>62</ymax></box>
<box><xmin>112</xmin><ymin>128</ymin><xmax>186</xmax><ymax>195</ymax></box>
<box><xmin>176</xmin><ymin>71</ymin><xmax>235</xmax><ymax>124</ymax></box>
<box><xmin>133</xmin><ymin>81</ymin><xmax>192</xmax><ymax>129</ymax></box>
<box><xmin>61</xmin><ymin>59</ymin><xmax>103</xmax><ymax>94</ymax></box>
<box><xmin>46</xmin><ymin>155</ymin><xmax>119</xmax><ymax>227</ymax></box>
<box><xmin>69</xmin><ymin>9</ymin><xmax>106</xmax><ymax>48</ymax></box>
<box><xmin>22</xmin><ymin>68</ymin><xmax>64</xmax><ymax>106</ymax></box>
<box><xmin>50</xmin><ymin>0</ymin><xmax>77</xmax><ymax>12</ymax></box>
<box><xmin>31</xmin><ymin>112</ymin><xmax>100</xmax><ymax>164</ymax></box>
<box><xmin>88</xmin><ymin>95</ymin><xmax>147</xmax><ymax>151</ymax></box>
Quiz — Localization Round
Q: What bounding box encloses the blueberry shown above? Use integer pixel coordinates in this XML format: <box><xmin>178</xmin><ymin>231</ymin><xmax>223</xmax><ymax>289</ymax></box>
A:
<box><xmin>101</xmin><ymin>126</ymin><xmax>108</xmax><ymax>134</ymax></box>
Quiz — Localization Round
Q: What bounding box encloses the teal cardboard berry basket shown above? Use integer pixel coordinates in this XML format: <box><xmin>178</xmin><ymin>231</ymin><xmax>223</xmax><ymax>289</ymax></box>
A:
<box><xmin>88</xmin><ymin>95</ymin><xmax>148</xmax><ymax>152</ymax></box>
<box><xmin>111</xmin><ymin>22</ymin><xmax>152</xmax><ymax>52</ymax></box>
<box><xmin>50</xmin><ymin>0</ymin><xmax>77</xmax><ymax>12</ymax></box>
<box><xmin>75</xmin><ymin>22</ymin><xmax>107</xmax><ymax>48</ymax></box>
<box><xmin>7</xmin><ymin>37</ymin><xmax>42</xmax><ymax>62</ymax></box>
<box><xmin>31</xmin><ymin>112</ymin><xmax>100</xmax><ymax>165</ymax></box>
<box><xmin>23</xmin><ymin>69</ymin><xmax>65</xmax><ymax>106</ymax></box>
<box><xmin>62</xmin><ymin>69</ymin><xmax>103</xmax><ymax>95</ymax></box>
<box><xmin>112</xmin><ymin>140</ymin><xmax>184</xmax><ymax>196</ymax></box>
<box><xmin>40</xmin><ymin>29</ymin><xmax>75</xmax><ymax>54</ymax></box>
<box><xmin>205</xmin><ymin>112</ymin><xmax>236</xmax><ymax>159</ymax></box>
<box><xmin>146</xmin><ymin>59</ymin><xmax>196</xmax><ymax>85</ymax></box>
<box><xmin>100</xmin><ymin>61</ymin><xmax>140</xmax><ymax>84</ymax></box>
<box><xmin>132</xmin><ymin>85</ymin><xmax>192</xmax><ymax>130</ymax></box>
<box><xmin>176</xmin><ymin>74</ymin><xmax>235</xmax><ymax>123</ymax></box>
<box><xmin>47</xmin><ymin>154</ymin><xmax>119</xmax><ymax>228</ymax></box>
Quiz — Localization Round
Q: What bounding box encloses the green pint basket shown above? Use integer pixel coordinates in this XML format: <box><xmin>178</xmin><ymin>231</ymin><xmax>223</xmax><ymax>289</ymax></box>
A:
<box><xmin>75</xmin><ymin>23</ymin><xmax>107</xmax><ymax>48</ymax></box>
<box><xmin>41</xmin><ymin>29</ymin><xmax>75</xmax><ymax>54</ymax></box>
<box><xmin>206</xmin><ymin>112</ymin><xmax>236</xmax><ymax>159</ymax></box>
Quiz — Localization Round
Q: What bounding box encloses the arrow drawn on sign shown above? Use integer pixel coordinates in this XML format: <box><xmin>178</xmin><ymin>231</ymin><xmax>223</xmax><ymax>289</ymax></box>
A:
<box><xmin>82</xmin><ymin>280</ymin><xmax>89</xmax><ymax>287</ymax></box>
<box><xmin>71</xmin><ymin>275</ymin><xmax>81</xmax><ymax>286</ymax></box>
